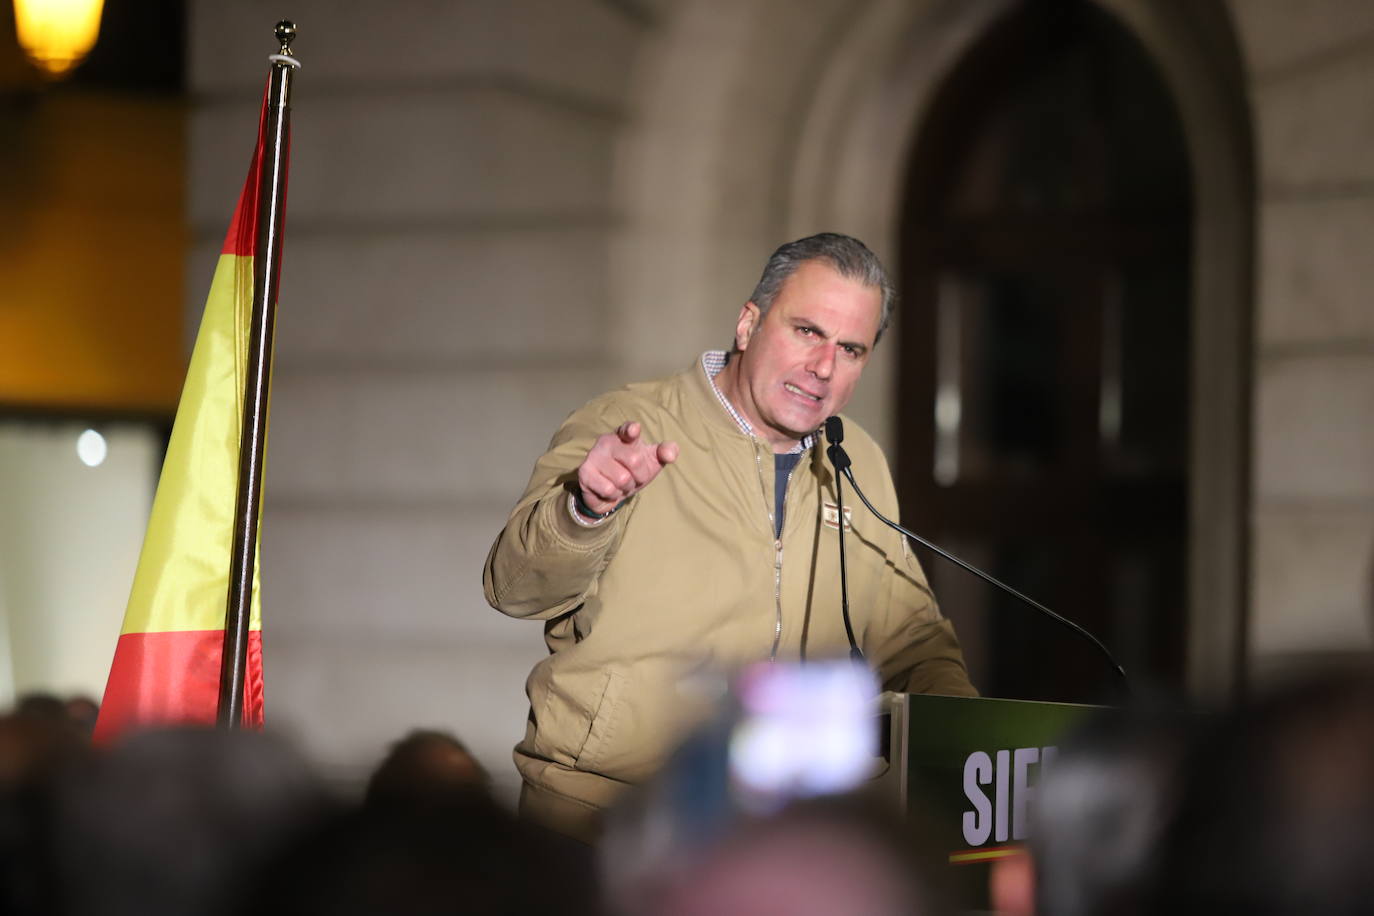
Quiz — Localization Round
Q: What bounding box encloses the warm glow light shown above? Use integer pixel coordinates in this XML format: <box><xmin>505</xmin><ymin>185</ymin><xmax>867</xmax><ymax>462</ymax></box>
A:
<box><xmin>13</xmin><ymin>0</ymin><xmax>105</xmax><ymax>78</ymax></box>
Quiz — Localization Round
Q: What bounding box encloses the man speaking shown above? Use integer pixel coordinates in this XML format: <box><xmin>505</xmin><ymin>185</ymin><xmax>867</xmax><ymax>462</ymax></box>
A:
<box><xmin>484</xmin><ymin>233</ymin><xmax>976</xmax><ymax>842</ymax></box>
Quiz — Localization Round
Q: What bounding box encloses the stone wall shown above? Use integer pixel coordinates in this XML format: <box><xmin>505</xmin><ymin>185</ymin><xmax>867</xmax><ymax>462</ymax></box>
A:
<box><xmin>1227</xmin><ymin>0</ymin><xmax>1374</xmax><ymax>672</ymax></box>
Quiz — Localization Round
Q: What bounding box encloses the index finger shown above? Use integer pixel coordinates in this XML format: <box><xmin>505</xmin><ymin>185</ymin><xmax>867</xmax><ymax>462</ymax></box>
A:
<box><xmin>617</xmin><ymin>421</ymin><xmax>641</xmax><ymax>445</ymax></box>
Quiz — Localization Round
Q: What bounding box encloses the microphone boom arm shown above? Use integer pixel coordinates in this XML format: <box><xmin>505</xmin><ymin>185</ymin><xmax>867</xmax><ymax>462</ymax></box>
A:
<box><xmin>840</xmin><ymin>465</ymin><xmax>1130</xmax><ymax>691</ymax></box>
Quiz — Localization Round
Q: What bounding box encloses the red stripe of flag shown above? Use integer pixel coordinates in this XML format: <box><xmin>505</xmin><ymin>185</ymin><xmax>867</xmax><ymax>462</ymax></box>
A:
<box><xmin>221</xmin><ymin>85</ymin><xmax>289</xmax><ymax>258</ymax></box>
<box><xmin>94</xmin><ymin>631</ymin><xmax>264</xmax><ymax>742</ymax></box>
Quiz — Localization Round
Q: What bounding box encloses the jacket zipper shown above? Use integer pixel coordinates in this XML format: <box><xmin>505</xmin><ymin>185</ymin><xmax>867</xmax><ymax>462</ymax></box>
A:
<box><xmin>754</xmin><ymin>442</ymin><xmax>798</xmax><ymax>661</ymax></box>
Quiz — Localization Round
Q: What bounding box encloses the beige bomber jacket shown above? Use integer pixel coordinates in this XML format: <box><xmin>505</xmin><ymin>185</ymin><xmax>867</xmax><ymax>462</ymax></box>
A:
<box><xmin>483</xmin><ymin>357</ymin><xmax>976</xmax><ymax>824</ymax></box>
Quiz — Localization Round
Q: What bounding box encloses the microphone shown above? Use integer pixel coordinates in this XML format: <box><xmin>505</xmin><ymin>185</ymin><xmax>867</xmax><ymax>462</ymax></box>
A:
<box><xmin>823</xmin><ymin>416</ymin><xmax>864</xmax><ymax>664</ymax></box>
<box><xmin>822</xmin><ymin>416</ymin><xmax>1129</xmax><ymax>693</ymax></box>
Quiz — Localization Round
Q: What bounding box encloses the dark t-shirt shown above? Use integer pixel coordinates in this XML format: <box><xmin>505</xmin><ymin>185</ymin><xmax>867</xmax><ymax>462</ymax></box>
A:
<box><xmin>774</xmin><ymin>452</ymin><xmax>804</xmax><ymax>537</ymax></box>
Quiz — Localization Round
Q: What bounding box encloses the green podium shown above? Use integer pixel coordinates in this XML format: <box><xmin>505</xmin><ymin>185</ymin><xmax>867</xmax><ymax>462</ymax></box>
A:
<box><xmin>870</xmin><ymin>693</ymin><xmax>1106</xmax><ymax>912</ymax></box>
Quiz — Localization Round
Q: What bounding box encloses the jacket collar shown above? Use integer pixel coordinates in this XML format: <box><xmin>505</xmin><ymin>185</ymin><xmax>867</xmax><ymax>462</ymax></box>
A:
<box><xmin>689</xmin><ymin>351</ymin><xmax>819</xmax><ymax>454</ymax></box>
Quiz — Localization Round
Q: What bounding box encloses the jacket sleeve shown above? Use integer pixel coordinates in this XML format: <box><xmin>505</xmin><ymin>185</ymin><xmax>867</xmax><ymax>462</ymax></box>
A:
<box><xmin>482</xmin><ymin>398</ymin><xmax>635</xmax><ymax>620</ymax></box>
<box><xmin>857</xmin><ymin>445</ymin><xmax>979</xmax><ymax>697</ymax></box>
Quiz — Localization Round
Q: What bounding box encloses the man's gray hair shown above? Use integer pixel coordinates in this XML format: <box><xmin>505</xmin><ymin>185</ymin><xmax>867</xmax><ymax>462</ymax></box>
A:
<box><xmin>747</xmin><ymin>232</ymin><xmax>897</xmax><ymax>345</ymax></box>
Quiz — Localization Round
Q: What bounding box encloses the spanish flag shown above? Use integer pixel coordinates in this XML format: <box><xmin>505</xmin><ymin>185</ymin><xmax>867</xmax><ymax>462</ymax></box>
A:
<box><xmin>94</xmin><ymin>91</ymin><xmax>284</xmax><ymax>741</ymax></box>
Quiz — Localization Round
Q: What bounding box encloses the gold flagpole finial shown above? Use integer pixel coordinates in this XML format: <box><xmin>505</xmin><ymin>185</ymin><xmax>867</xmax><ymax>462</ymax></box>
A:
<box><xmin>275</xmin><ymin>20</ymin><xmax>296</xmax><ymax>55</ymax></box>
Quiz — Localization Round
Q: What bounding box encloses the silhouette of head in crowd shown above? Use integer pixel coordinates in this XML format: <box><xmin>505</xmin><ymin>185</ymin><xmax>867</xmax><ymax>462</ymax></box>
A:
<box><xmin>622</xmin><ymin>796</ymin><xmax>945</xmax><ymax>916</ymax></box>
<box><xmin>993</xmin><ymin>670</ymin><xmax>1374</xmax><ymax>916</ymax></box>
<box><xmin>364</xmin><ymin>728</ymin><xmax>489</xmax><ymax>809</ymax></box>
<box><xmin>47</xmin><ymin>727</ymin><xmax>329</xmax><ymax>916</ymax></box>
<box><xmin>249</xmin><ymin>787</ymin><xmax>595</xmax><ymax>916</ymax></box>
<box><xmin>1147</xmin><ymin>668</ymin><xmax>1374</xmax><ymax>915</ymax></box>
<box><xmin>991</xmin><ymin>703</ymin><xmax>1194</xmax><ymax>916</ymax></box>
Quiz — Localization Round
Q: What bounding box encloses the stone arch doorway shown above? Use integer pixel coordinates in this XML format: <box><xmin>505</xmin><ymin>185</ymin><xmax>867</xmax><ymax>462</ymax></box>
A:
<box><xmin>896</xmin><ymin>0</ymin><xmax>1192</xmax><ymax>703</ymax></box>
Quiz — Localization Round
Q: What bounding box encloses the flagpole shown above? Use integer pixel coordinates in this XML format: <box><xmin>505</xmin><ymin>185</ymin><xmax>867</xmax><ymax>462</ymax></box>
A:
<box><xmin>218</xmin><ymin>21</ymin><xmax>299</xmax><ymax>729</ymax></box>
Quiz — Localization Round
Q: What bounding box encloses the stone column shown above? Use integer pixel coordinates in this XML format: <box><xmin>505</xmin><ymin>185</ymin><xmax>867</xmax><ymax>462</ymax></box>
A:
<box><xmin>1230</xmin><ymin>0</ymin><xmax>1374</xmax><ymax>673</ymax></box>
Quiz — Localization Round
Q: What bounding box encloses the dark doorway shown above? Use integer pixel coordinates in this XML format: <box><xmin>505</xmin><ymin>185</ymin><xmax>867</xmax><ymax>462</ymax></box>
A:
<box><xmin>896</xmin><ymin>0</ymin><xmax>1192</xmax><ymax>704</ymax></box>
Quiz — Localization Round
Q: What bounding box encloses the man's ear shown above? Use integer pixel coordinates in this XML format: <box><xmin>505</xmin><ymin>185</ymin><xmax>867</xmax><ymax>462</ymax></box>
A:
<box><xmin>735</xmin><ymin>302</ymin><xmax>761</xmax><ymax>351</ymax></box>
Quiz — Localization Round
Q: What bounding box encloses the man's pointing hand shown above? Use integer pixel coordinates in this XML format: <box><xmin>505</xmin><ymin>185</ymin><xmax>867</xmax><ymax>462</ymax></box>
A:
<box><xmin>576</xmin><ymin>421</ymin><xmax>679</xmax><ymax>516</ymax></box>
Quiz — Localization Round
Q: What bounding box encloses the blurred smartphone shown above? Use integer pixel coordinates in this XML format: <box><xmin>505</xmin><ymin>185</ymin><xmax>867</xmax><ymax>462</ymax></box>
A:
<box><xmin>728</xmin><ymin>659</ymin><xmax>880</xmax><ymax>813</ymax></box>
<box><xmin>598</xmin><ymin>659</ymin><xmax>883</xmax><ymax>901</ymax></box>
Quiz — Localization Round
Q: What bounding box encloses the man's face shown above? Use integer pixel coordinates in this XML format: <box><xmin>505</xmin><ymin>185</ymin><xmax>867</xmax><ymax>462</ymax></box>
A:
<box><xmin>730</xmin><ymin>259</ymin><xmax>882</xmax><ymax>451</ymax></box>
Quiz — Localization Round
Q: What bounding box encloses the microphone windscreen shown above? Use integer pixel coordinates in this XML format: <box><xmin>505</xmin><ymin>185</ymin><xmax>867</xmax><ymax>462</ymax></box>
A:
<box><xmin>824</xmin><ymin>415</ymin><xmax>845</xmax><ymax>445</ymax></box>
